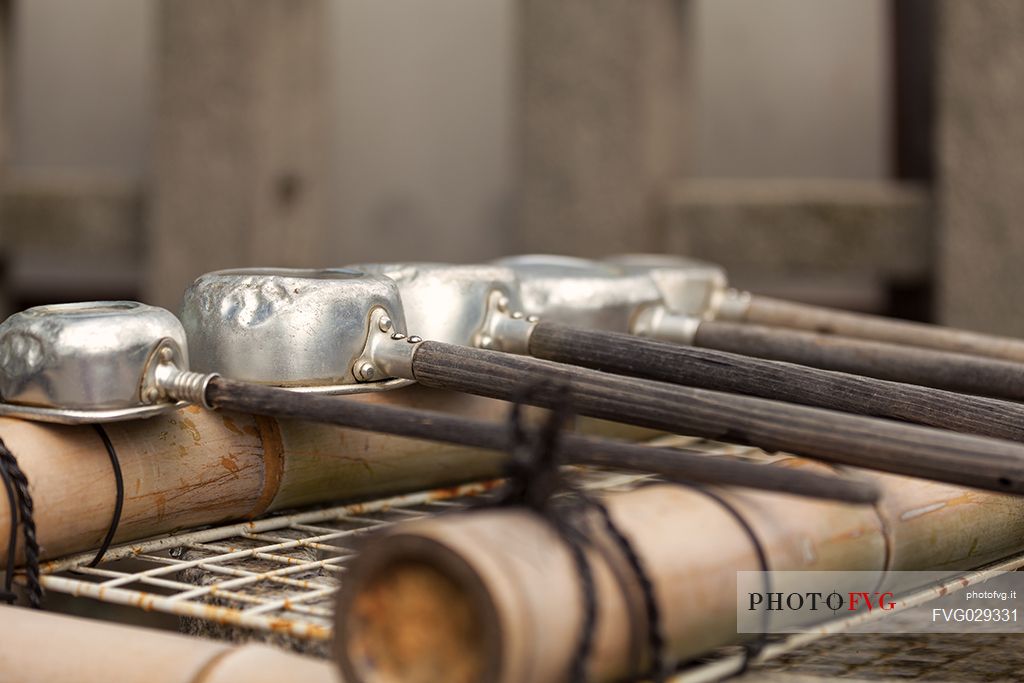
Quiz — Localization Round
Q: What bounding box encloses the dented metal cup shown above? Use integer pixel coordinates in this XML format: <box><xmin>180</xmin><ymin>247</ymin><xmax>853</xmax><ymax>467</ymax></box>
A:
<box><xmin>493</xmin><ymin>254</ymin><xmax>744</xmax><ymax>344</ymax></box>
<box><xmin>0</xmin><ymin>301</ymin><xmax>192</xmax><ymax>422</ymax></box>
<box><xmin>180</xmin><ymin>268</ymin><xmax>414</xmax><ymax>391</ymax></box>
<box><xmin>493</xmin><ymin>254</ymin><xmax>666</xmax><ymax>333</ymax></box>
<box><xmin>349</xmin><ymin>263</ymin><xmax>533</xmax><ymax>352</ymax></box>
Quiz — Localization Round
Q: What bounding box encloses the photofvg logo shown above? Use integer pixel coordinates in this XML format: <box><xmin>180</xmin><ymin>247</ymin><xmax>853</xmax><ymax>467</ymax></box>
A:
<box><xmin>747</xmin><ymin>589</ymin><xmax>895</xmax><ymax>614</ymax></box>
<box><xmin>736</xmin><ymin>571</ymin><xmax>1024</xmax><ymax>634</ymax></box>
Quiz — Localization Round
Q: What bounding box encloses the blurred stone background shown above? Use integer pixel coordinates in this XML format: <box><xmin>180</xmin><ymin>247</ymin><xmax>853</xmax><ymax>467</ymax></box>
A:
<box><xmin>0</xmin><ymin>0</ymin><xmax>1020</xmax><ymax>334</ymax></box>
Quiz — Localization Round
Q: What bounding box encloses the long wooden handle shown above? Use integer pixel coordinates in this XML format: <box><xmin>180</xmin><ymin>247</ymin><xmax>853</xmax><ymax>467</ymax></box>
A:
<box><xmin>529</xmin><ymin>321</ymin><xmax>1024</xmax><ymax>443</ymax></box>
<box><xmin>205</xmin><ymin>377</ymin><xmax>875</xmax><ymax>503</ymax></box>
<box><xmin>694</xmin><ymin>319</ymin><xmax>1024</xmax><ymax>402</ymax></box>
<box><xmin>736</xmin><ymin>295</ymin><xmax>1024</xmax><ymax>362</ymax></box>
<box><xmin>411</xmin><ymin>340</ymin><xmax>1024</xmax><ymax>494</ymax></box>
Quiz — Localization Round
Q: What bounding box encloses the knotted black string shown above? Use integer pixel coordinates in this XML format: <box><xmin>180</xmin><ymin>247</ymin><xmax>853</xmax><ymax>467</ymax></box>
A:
<box><xmin>691</xmin><ymin>486</ymin><xmax>772</xmax><ymax>673</ymax></box>
<box><xmin>496</xmin><ymin>383</ymin><xmax>667</xmax><ymax>683</ymax></box>
<box><xmin>0</xmin><ymin>437</ymin><xmax>42</xmax><ymax>608</ymax></box>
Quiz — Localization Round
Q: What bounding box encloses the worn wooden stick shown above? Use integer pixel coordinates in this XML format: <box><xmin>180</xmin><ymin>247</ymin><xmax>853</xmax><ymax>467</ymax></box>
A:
<box><xmin>731</xmin><ymin>295</ymin><xmax>1024</xmax><ymax>362</ymax></box>
<box><xmin>411</xmin><ymin>340</ymin><xmax>1024</xmax><ymax>494</ymax></box>
<box><xmin>207</xmin><ymin>378</ymin><xmax>877</xmax><ymax>504</ymax></box>
<box><xmin>529</xmin><ymin>321</ymin><xmax>1024</xmax><ymax>442</ymax></box>
<box><xmin>693</xmin><ymin>319</ymin><xmax>1024</xmax><ymax>401</ymax></box>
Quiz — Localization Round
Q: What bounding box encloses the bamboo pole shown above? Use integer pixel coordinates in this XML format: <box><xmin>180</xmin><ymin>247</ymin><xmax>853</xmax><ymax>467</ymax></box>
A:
<box><xmin>0</xmin><ymin>605</ymin><xmax>339</xmax><ymax>683</ymax></box>
<box><xmin>0</xmin><ymin>387</ymin><xmax>521</xmax><ymax>566</ymax></box>
<box><xmin>334</xmin><ymin>462</ymin><xmax>1024</xmax><ymax>683</ymax></box>
<box><xmin>0</xmin><ymin>384</ymin><xmax>663</xmax><ymax>567</ymax></box>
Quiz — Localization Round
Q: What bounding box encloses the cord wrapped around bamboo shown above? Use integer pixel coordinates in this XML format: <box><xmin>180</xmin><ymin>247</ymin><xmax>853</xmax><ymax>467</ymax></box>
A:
<box><xmin>2</xmin><ymin>387</ymin><xmax>645</xmax><ymax>566</ymax></box>
<box><xmin>0</xmin><ymin>604</ymin><xmax>340</xmax><ymax>683</ymax></box>
<box><xmin>334</xmin><ymin>461</ymin><xmax>1024</xmax><ymax>683</ymax></box>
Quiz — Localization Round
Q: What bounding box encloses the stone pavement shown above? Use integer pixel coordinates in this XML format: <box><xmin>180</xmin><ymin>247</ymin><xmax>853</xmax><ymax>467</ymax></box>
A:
<box><xmin>739</xmin><ymin>633</ymin><xmax>1024</xmax><ymax>681</ymax></box>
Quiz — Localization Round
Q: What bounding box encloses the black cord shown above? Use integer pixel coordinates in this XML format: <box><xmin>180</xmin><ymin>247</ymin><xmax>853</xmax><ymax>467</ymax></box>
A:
<box><xmin>0</xmin><ymin>458</ymin><xmax>18</xmax><ymax>604</ymax></box>
<box><xmin>558</xmin><ymin>518</ymin><xmax>597</xmax><ymax>683</ymax></box>
<box><xmin>498</xmin><ymin>382</ymin><xmax>599</xmax><ymax>681</ymax></box>
<box><xmin>0</xmin><ymin>437</ymin><xmax>42</xmax><ymax>608</ymax></box>
<box><xmin>585</xmin><ymin>495</ymin><xmax>667</xmax><ymax>682</ymax></box>
<box><xmin>495</xmin><ymin>382</ymin><xmax>667</xmax><ymax>683</ymax></box>
<box><xmin>692</xmin><ymin>486</ymin><xmax>771</xmax><ymax>673</ymax></box>
<box><xmin>88</xmin><ymin>424</ymin><xmax>124</xmax><ymax>568</ymax></box>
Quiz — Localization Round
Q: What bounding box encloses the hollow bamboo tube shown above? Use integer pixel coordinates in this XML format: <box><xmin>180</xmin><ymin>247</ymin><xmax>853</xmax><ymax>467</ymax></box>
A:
<box><xmin>693</xmin><ymin>320</ymin><xmax>1024</xmax><ymax>401</ymax></box>
<box><xmin>335</xmin><ymin>462</ymin><xmax>1024</xmax><ymax>683</ymax></box>
<box><xmin>731</xmin><ymin>295</ymin><xmax>1024</xmax><ymax>362</ymax></box>
<box><xmin>0</xmin><ymin>605</ymin><xmax>339</xmax><ymax>683</ymax></box>
<box><xmin>0</xmin><ymin>387</ymin><xmax>523</xmax><ymax>566</ymax></box>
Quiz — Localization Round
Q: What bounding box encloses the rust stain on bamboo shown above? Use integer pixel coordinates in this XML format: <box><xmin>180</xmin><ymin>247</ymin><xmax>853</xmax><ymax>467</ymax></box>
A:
<box><xmin>221</xmin><ymin>416</ymin><xmax>244</xmax><ymax>435</ymax></box>
<box><xmin>153</xmin><ymin>493</ymin><xmax>167</xmax><ymax>520</ymax></box>
<box><xmin>245</xmin><ymin>416</ymin><xmax>286</xmax><ymax>519</ymax></box>
<box><xmin>180</xmin><ymin>417</ymin><xmax>203</xmax><ymax>443</ymax></box>
<box><xmin>220</xmin><ymin>455</ymin><xmax>241</xmax><ymax>474</ymax></box>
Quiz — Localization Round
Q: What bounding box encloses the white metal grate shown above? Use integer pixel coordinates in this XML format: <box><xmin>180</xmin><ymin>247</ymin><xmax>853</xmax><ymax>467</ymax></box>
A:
<box><xmin>39</xmin><ymin>466</ymin><xmax>677</xmax><ymax>642</ymax></box>
<box><xmin>32</xmin><ymin>435</ymin><xmax>1024</xmax><ymax>681</ymax></box>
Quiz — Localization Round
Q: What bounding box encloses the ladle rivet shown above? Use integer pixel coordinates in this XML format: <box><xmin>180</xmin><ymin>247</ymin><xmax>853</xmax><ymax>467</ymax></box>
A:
<box><xmin>357</xmin><ymin>362</ymin><xmax>377</xmax><ymax>381</ymax></box>
<box><xmin>391</xmin><ymin>332</ymin><xmax>406</xmax><ymax>341</ymax></box>
<box><xmin>378</xmin><ymin>316</ymin><xmax>393</xmax><ymax>333</ymax></box>
<box><xmin>407</xmin><ymin>335</ymin><xmax>422</xmax><ymax>344</ymax></box>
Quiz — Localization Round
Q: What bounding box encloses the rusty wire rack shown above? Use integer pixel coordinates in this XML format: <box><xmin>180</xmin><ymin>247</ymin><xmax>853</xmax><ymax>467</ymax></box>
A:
<box><xmin>38</xmin><ymin>436</ymin><xmax>769</xmax><ymax>644</ymax></box>
<box><xmin>37</xmin><ymin>458</ymin><xmax>692</xmax><ymax>642</ymax></box>
<box><xmin>35</xmin><ymin>434</ymin><xmax>1020</xmax><ymax>682</ymax></box>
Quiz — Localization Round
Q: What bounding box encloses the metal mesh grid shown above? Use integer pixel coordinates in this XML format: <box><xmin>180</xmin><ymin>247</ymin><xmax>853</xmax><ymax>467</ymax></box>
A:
<box><xmin>37</xmin><ymin>436</ymin><xmax>765</xmax><ymax>641</ymax></box>
<box><xmin>38</xmin><ymin>464</ymin><xmax>684</xmax><ymax>642</ymax></box>
<box><xmin>32</xmin><ymin>434</ymin><xmax>1024</xmax><ymax>681</ymax></box>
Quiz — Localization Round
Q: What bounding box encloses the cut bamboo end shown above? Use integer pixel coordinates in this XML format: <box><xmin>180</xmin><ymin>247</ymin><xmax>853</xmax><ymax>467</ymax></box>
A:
<box><xmin>338</xmin><ymin>536</ymin><xmax>500</xmax><ymax>683</ymax></box>
<box><xmin>333</xmin><ymin>464</ymin><xmax>1024</xmax><ymax>682</ymax></box>
<box><xmin>335</xmin><ymin>483</ymin><xmax>884</xmax><ymax>683</ymax></box>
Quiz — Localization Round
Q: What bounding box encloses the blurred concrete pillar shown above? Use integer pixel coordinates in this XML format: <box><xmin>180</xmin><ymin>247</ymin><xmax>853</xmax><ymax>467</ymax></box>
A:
<box><xmin>517</xmin><ymin>0</ymin><xmax>692</xmax><ymax>255</ymax></box>
<box><xmin>0</xmin><ymin>0</ymin><xmax>11</xmax><ymax>316</ymax></box>
<box><xmin>146</xmin><ymin>0</ymin><xmax>329</xmax><ymax>310</ymax></box>
<box><xmin>0</xmin><ymin>0</ymin><xmax>9</xmax><ymax>170</ymax></box>
<box><xmin>936</xmin><ymin>1</ymin><xmax>1024</xmax><ymax>335</ymax></box>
